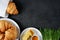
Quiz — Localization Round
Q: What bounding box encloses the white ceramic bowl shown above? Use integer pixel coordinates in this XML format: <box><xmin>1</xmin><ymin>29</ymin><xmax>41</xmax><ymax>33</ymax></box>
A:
<box><xmin>0</xmin><ymin>18</ymin><xmax>20</xmax><ymax>40</ymax></box>
<box><xmin>20</xmin><ymin>27</ymin><xmax>43</xmax><ymax>40</ymax></box>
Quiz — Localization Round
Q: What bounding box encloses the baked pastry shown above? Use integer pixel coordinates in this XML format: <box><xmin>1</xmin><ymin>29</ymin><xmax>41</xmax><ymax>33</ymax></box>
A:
<box><xmin>0</xmin><ymin>20</ymin><xmax>5</xmax><ymax>32</ymax></box>
<box><xmin>22</xmin><ymin>30</ymin><xmax>34</xmax><ymax>40</ymax></box>
<box><xmin>0</xmin><ymin>20</ymin><xmax>18</xmax><ymax>40</ymax></box>
<box><xmin>0</xmin><ymin>33</ymin><xmax>4</xmax><ymax>40</ymax></box>
<box><xmin>6</xmin><ymin>2</ymin><xmax>18</xmax><ymax>15</ymax></box>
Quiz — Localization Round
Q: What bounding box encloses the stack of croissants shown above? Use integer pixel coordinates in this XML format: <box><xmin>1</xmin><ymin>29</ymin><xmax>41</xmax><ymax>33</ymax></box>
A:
<box><xmin>0</xmin><ymin>20</ymin><xmax>18</xmax><ymax>40</ymax></box>
<box><xmin>6</xmin><ymin>2</ymin><xmax>18</xmax><ymax>15</ymax></box>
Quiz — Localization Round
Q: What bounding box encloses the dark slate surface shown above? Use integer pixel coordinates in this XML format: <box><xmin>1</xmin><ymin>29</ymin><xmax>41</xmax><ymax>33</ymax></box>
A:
<box><xmin>9</xmin><ymin>0</ymin><xmax>60</xmax><ymax>31</ymax></box>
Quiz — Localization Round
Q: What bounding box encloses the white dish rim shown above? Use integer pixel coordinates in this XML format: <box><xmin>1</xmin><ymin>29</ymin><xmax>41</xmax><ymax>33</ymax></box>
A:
<box><xmin>20</xmin><ymin>27</ymin><xmax>43</xmax><ymax>40</ymax></box>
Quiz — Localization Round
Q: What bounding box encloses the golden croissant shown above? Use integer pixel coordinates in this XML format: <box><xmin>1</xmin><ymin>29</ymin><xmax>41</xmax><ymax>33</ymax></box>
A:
<box><xmin>0</xmin><ymin>20</ymin><xmax>18</xmax><ymax>40</ymax></box>
<box><xmin>6</xmin><ymin>2</ymin><xmax>18</xmax><ymax>15</ymax></box>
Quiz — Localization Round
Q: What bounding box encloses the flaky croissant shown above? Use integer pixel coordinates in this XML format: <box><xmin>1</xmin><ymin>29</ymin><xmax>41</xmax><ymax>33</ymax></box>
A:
<box><xmin>6</xmin><ymin>2</ymin><xmax>18</xmax><ymax>15</ymax></box>
<box><xmin>0</xmin><ymin>20</ymin><xmax>18</xmax><ymax>40</ymax></box>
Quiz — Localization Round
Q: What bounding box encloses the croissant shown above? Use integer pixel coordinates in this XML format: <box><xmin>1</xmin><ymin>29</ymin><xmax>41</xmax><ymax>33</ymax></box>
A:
<box><xmin>6</xmin><ymin>2</ymin><xmax>18</xmax><ymax>15</ymax></box>
<box><xmin>0</xmin><ymin>20</ymin><xmax>18</xmax><ymax>40</ymax></box>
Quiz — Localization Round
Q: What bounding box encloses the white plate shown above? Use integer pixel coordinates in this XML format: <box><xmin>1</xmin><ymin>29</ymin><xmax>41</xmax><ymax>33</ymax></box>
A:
<box><xmin>0</xmin><ymin>18</ymin><xmax>20</xmax><ymax>40</ymax></box>
<box><xmin>20</xmin><ymin>27</ymin><xmax>43</xmax><ymax>40</ymax></box>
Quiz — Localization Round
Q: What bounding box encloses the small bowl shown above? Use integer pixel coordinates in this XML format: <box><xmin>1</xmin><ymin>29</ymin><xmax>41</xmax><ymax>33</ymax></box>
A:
<box><xmin>20</xmin><ymin>27</ymin><xmax>42</xmax><ymax>40</ymax></box>
<box><xmin>0</xmin><ymin>18</ymin><xmax>20</xmax><ymax>40</ymax></box>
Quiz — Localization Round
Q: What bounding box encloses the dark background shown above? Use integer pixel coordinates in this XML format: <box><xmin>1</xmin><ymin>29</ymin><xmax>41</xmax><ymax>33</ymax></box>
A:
<box><xmin>9</xmin><ymin>0</ymin><xmax>60</xmax><ymax>31</ymax></box>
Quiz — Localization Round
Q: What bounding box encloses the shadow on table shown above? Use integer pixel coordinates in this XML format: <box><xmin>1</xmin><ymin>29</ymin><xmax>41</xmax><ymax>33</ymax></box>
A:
<box><xmin>13</xmin><ymin>0</ymin><xmax>24</xmax><ymax>14</ymax></box>
<box><xmin>9</xmin><ymin>18</ymin><xmax>25</xmax><ymax>32</ymax></box>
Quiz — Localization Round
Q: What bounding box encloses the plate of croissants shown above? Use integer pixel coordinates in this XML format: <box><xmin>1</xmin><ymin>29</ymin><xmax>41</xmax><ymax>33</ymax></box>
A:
<box><xmin>0</xmin><ymin>18</ymin><xmax>20</xmax><ymax>40</ymax></box>
<box><xmin>20</xmin><ymin>27</ymin><xmax>42</xmax><ymax>40</ymax></box>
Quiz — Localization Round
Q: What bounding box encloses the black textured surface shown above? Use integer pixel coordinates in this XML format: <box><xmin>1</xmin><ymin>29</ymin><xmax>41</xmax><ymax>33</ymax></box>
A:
<box><xmin>9</xmin><ymin>0</ymin><xmax>60</xmax><ymax>30</ymax></box>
